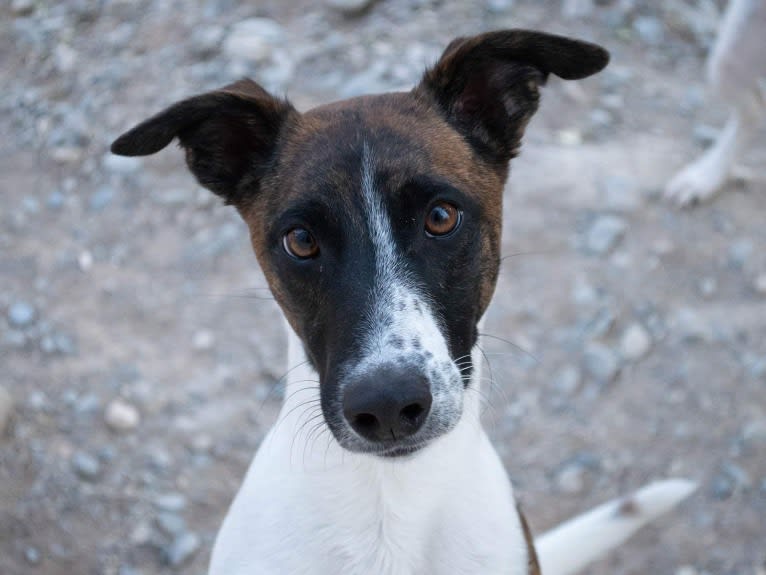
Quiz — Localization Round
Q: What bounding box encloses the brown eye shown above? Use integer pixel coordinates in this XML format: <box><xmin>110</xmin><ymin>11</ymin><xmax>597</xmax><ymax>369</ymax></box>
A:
<box><xmin>283</xmin><ymin>228</ymin><xmax>319</xmax><ymax>259</ymax></box>
<box><xmin>425</xmin><ymin>202</ymin><xmax>461</xmax><ymax>237</ymax></box>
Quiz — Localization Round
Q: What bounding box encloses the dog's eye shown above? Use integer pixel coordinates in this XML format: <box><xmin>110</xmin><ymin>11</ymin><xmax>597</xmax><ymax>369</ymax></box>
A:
<box><xmin>283</xmin><ymin>228</ymin><xmax>319</xmax><ymax>259</ymax></box>
<box><xmin>425</xmin><ymin>202</ymin><xmax>461</xmax><ymax>237</ymax></box>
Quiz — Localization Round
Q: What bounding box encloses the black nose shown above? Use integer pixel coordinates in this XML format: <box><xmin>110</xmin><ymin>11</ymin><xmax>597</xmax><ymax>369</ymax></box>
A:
<box><xmin>342</xmin><ymin>366</ymin><xmax>432</xmax><ymax>443</ymax></box>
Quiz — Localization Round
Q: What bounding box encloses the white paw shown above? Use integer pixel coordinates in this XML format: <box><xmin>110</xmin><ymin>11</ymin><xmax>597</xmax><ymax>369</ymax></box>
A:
<box><xmin>665</xmin><ymin>155</ymin><xmax>728</xmax><ymax>207</ymax></box>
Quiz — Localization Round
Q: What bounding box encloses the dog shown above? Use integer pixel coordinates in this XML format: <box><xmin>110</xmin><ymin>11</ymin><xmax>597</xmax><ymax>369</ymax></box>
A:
<box><xmin>112</xmin><ymin>29</ymin><xmax>696</xmax><ymax>574</ymax></box>
<box><xmin>665</xmin><ymin>0</ymin><xmax>766</xmax><ymax>206</ymax></box>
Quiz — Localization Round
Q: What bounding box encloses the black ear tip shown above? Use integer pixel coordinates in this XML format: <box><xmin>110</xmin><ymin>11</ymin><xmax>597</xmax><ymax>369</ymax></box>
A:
<box><xmin>562</xmin><ymin>41</ymin><xmax>610</xmax><ymax>80</ymax></box>
<box><xmin>110</xmin><ymin>126</ymin><xmax>175</xmax><ymax>157</ymax></box>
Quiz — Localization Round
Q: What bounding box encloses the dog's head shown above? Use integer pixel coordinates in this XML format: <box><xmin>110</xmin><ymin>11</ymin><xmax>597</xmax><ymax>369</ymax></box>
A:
<box><xmin>112</xmin><ymin>30</ymin><xmax>608</xmax><ymax>457</ymax></box>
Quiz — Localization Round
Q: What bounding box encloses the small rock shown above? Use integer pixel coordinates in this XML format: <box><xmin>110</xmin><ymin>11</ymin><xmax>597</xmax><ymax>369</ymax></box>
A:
<box><xmin>154</xmin><ymin>492</ymin><xmax>187</xmax><ymax>512</ymax></box>
<box><xmin>583</xmin><ymin>343</ymin><xmax>621</xmax><ymax>385</ymax></box>
<box><xmin>192</xmin><ymin>330</ymin><xmax>215</xmax><ymax>351</ymax></box>
<box><xmin>8</xmin><ymin>301</ymin><xmax>36</xmax><ymax>328</ymax></box>
<box><xmin>675</xmin><ymin>567</ymin><xmax>698</xmax><ymax>575</ymax></box>
<box><xmin>487</xmin><ymin>0</ymin><xmax>514</xmax><ymax>12</ymax></box>
<box><xmin>742</xmin><ymin>353</ymin><xmax>766</xmax><ymax>379</ymax></box>
<box><xmin>552</xmin><ymin>365</ymin><xmax>581</xmax><ymax>395</ymax></box>
<box><xmin>102</xmin><ymin>153</ymin><xmax>142</xmax><ymax>174</ymax></box>
<box><xmin>89</xmin><ymin>186</ymin><xmax>115</xmax><ymax>211</ymax></box>
<box><xmin>711</xmin><ymin>462</ymin><xmax>752</xmax><ymax>499</ymax></box>
<box><xmin>692</xmin><ymin>124</ymin><xmax>718</xmax><ymax>146</ymax></box>
<box><xmin>163</xmin><ymin>532</ymin><xmax>200</xmax><ymax>567</ymax></box>
<box><xmin>0</xmin><ymin>386</ymin><xmax>14</xmax><ymax>437</ymax></box>
<box><xmin>190</xmin><ymin>26</ymin><xmax>224</xmax><ymax>58</ymax></box>
<box><xmin>555</xmin><ymin>453</ymin><xmax>600</xmax><ymax>494</ymax></box>
<box><xmin>47</xmin><ymin>191</ymin><xmax>65</xmax><ymax>210</ymax></box>
<box><xmin>24</xmin><ymin>546</ymin><xmax>41</xmax><ymax>565</ymax></box>
<box><xmin>223</xmin><ymin>18</ymin><xmax>285</xmax><ymax>62</ymax></box>
<box><xmin>698</xmin><ymin>277</ymin><xmax>717</xmax><ymax>298</ymax></box>
<box><xmin>741</xmin><ymin>419</ymin><xmax>766</xmax><ymax>450</ymax></box>
<box><xmin>633</xmin><ymin>16</ymin><xmax>664</xmax><ymax>45</ymax></box>
<box><xmin>327</xmin><ymin>0</ymin><xmax>377</xmax><ymax>13</ymax></box>
<box><xmin>11</xmin><ymin>0</ymin><xmax>35</xmax><ymax>16</ymax></box>
<box><xmin>78</xmin><ymin>250</ymin><xmax>94</xmax><ymax>271</ymax></box>
<box><xmin>673</xmin><ymin>308</ymin><xmax>713</xmax><ymax>343</ymax></box>
<box><xmin>728</xmin><ymin>239</ymin><xmax>753</xmax><ymax>270</ymax></box>
<box><xmin>584</xmin><ymin>215</ymin><xmax>627</xmax><ymax>256</ymax></box>
<box><xmin>72</xmin><ymin>452</ymin><xmax>102</xmax><ymax>482</ymax></box>
<box><xmin>557</xmin><ymin>129</ymin><xmax>582</xmax><ymax>146</ymax></box>
<box><xmin>155</xmin><ymin>512</ymin><xmax>186</xmax><ymax>536</ymax></box>
<box><xmin>754</xmin><ymin>273</ymin><xmax>766</xmax><ymax>296</ymax></box>
<box><xmin>104</xmin><ymin>399</ymin><xmax>140</xmax><ymax>432</ymax></box>
<box><xmin>619</xmin><ymin>323</ymin><xmax>652</xmax><ymax>361</ymax></box>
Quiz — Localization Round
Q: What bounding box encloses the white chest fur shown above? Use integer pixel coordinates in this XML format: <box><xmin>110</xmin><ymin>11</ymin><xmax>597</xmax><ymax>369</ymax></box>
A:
<box><xmin>209</xmin><ymin>327</ymin><xmax>528</xmax><ymax>575</ymax></box>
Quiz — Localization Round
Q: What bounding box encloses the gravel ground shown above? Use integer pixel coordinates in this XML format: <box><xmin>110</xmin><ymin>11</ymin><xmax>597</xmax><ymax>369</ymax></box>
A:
<box><xmin>1</xmin><ymin>1</ymin><xmax>765</xmax><ymax>574</ymax></box>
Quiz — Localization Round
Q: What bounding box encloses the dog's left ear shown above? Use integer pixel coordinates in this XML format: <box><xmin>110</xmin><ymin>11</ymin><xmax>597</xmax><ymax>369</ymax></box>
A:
<box><xmin>416</xmin><ymin>30</ymin><xmax>609</xmax><ymax>165</ymax></box>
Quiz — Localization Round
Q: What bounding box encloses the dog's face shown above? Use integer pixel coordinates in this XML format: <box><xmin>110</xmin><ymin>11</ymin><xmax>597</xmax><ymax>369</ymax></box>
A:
<box><xmin>112</xmin><ymin>30</ymin><xmax>608</xmax><ymax>456</ymax></box>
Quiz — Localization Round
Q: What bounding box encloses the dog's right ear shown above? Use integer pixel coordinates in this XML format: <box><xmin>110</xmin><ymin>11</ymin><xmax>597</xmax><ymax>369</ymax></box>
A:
<box><xmin>111</xmin><ymin>79</ymin><xmax>296</xmax><ymax>205</ymax></box>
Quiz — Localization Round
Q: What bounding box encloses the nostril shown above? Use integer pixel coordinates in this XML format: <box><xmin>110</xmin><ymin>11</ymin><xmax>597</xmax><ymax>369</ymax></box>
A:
<box><xmin>399</xmin><ymin>403</ymin><xmax>425</xmax><ymax>424</ymax></box>
<box><xmin>353</xmin><ymin>412</ymin><xmax>380</xmax><ymax>433</ymax></box>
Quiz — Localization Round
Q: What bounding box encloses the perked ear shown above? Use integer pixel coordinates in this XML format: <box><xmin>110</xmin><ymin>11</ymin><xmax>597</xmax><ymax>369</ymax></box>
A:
<box><xmin>416</xmin><ymin>29</ymin><xmax>609</xmax><ymax>165</ymax></box>
<box><xmin>111</xmin><ymin>79</ymin><xmax>296</xmax><ymax>204</ymax></box>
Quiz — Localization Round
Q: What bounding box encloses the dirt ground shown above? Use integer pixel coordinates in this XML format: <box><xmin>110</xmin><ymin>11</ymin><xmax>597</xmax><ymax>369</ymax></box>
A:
<box><xmin>1</xmin><ymin>1</ymin><xmax>764</xmax><ymax>574</ymax></box>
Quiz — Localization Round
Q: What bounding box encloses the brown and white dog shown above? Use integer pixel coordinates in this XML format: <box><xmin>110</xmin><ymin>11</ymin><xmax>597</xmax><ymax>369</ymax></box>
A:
<box><xmin>112</xmin><ymin>29</ymin><xmax>695</xmax><ymax>575</ymax></box>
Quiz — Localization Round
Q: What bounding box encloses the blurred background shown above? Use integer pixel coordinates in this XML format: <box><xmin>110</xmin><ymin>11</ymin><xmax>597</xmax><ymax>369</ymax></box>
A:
<box><xmin>1</xmin><ymin>0</ymin><xmax>765</xmax><ymax>573</ymax></box>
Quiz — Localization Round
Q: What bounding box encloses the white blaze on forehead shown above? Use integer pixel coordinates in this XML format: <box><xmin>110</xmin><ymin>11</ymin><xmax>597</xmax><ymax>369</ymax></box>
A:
<box><xmin>357</xmin><ymin>144</ymin><xmax>454</xmax><ymax>374</ymax></box>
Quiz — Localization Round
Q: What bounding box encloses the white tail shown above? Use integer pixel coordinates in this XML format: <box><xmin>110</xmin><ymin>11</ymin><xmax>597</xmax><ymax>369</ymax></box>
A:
<box><xmin>535</xmin><ymin>479</ymin><xmax>697</xmax><ymax>575</ymax></box>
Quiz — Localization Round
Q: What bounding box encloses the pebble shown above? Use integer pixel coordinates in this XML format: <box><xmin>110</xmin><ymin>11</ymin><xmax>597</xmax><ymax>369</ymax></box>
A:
<box><xmin>11</xmin><ymin>0</ymin><xmax>35</xmax><ymax>16</ymax></box>
<box><xmin>675</xmin><ymin>567</ymin><xmax>698</xmax><ymax>575</ymax></box>
<box><xmin>104</xmin><ymin>399</ymin><xmax>141</xmax><ymax>432</ymax></box>
<box><xmin>487</xmin><ymin>0</ymin><xmax>515</xmax><ymax>12</ymax></box>
<box><xmin>740</xmin><ymin>419</ymin><xmax>766</xmax><ymax>450</ymax></box>
<box><xmin>78</xmin><ymin>250</ymin><xmax>94</xmax><ymax>271</ymax></box>
<box><xmin>552</xmin><ymin>365</ymin><xmax>581</xmax><ymax>395</ymax></box>
<box><xmin>583</xmin><ymin>343</ymin><xmax>621</xmax><ymax>385</ymax></box>
<box><xmin>728</xmin><ymin>239</ymin><xmax>753</xmax><ymax>270</ymax></box>
<box><xmin>584</xmin><ymin>215</ymin><xmax>627</xmax><ymax>256</ymax></box>
<box><xmin>7</xmin><ymin>301</ymin><xmax>36</xmax><ymax>328</ymax></box>
<box><xmin>327</xmin><ymin>0</ymin><xmax>377</xmax><ymax>13</ymax></box>
<box><xmin>698</xmin><ymin>277</ymin><xmax>717</xmax><ymax>298</ymax></box>
<box><xmin>557</xmin><ymin>129</ymin><xmax>582</xmax><ymax>146</ymax></box>
<box><xmin>24</xmin><ymin>546</ymin><xmax>41</xmax><ymax>565</ymax></box>
<box><xmin>155</xmin><ymin>512</ymin><xmax>186</xmax><ymax>536</ymax></box>
<box><xmin>163</xmin><ymin>532</ymin><xmax>201</xmax><ymax>567</ymax></box>
<box><xmin>89</xmin><ymin>186</ymin><xmax>115</xmax><ymax>211</ymax></box>
<box><xmin>190</xmin><ymin>26</ymin><xmax>224</xmax><ymax>58</ymax></box>
<box><xmin>153</xmin><ymin>492</ymin><xmax>187</xmax><ymax>512</ymax></box>
<box><xmin>223</xmin><ymin>18</ymin><xmax>285</xmax><ymax>63</ymax></box>
<box><xmin>0</xmin><ymin>386</ymin><xmax>13</xmax><ymax>437</ymax></box>
<box><xmin>192</xmin><ymin>330</ymin><xmax>215</xmax><ymax>351</ymax></box>
<box><xmin>673</xmin><ymin>308</ymin><xmax>713</xmax><ymax>343</ymax></box>
<box><xmin>619</xmin><ymin>323</ymin><xmax>652</xmax><ymax>361</ymax></box>
<box><xmin>555</xmin><ymin>453</ymin><xmax>600</xmax><ymax>494</ymax></box>
<box><xmin>71</xmin><ymin>452</ymin><xmax>102</xmax><ymax>482</ymax></box>
<box><xmin>754</xmin><ymin>273</ymin><xmax>766</xmax><ymax>296</ymax></box>
<box><xmin>711</xmin><ymin>462</ymin><xmax>751</xmax><ymax>500</ymax></box>
<box><xmin>633</xmin><ymin>16</ymin><xmax>664</xmax><ymax>45</ymax></box>
<box><xmin>102</xmin><ymin>153</ymin><xmax>142</xmax><ymax>174</ymax></box>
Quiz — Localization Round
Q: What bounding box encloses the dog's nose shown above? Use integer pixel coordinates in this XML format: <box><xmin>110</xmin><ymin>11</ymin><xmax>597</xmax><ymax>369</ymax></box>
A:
<box><xmin>343</xmin><ymin>367</ymin><xmax>432</xmax><ymax>442</ymax></box>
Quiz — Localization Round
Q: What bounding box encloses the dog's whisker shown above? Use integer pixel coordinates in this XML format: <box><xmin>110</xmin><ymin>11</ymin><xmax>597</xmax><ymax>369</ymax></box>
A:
<box><xmin>478</xmin><ymin>332</ymin><xmax>539</xmax><ymax>364</ymax></box>
<box><xmin>498</xmin><ymin>249</ymin><xmax>554</xmax><ymax>263</ymax></box>
<box><xmin>255</xmin><ymin>360</ymin><xmax>313</xmax><ymax>416</ymax></box>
